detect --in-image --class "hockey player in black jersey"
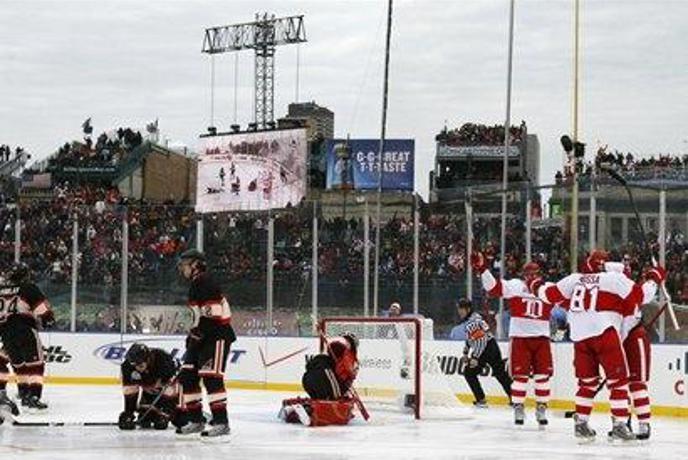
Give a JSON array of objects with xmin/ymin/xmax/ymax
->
[
  {"xmin": 175, "ymin": 249, "xmax": 236, "ymax": 439},
  {"xmin": 0, "ymin": 263, "xmax": 54, "ymax": 412},
  {"xmin": 457, "ymin": 299, "xmax": 512, "ymax": 407},
  {"xmin": 118, "ymin": 343, "xmax": 181, "ymax": 430}
]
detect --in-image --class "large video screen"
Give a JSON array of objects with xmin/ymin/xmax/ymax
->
[{"xmin": 195, "ymin": 128, "xmax": 307, "ymax": 212}]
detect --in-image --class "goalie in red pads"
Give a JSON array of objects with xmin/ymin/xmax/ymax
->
[{"xmin": 280, "ymin": 333, "xmax": 359, "ymax": 426}]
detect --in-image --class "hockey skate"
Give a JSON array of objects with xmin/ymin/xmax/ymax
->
[
  {"xmin": 574, "ymin": 415, "xmax": 596, "ymax": 443},
  {"xmin": 175, "ymin": 421, "xmax": 205, "ymax": 436},
  {"xmin": 472, "ymin": 399, "xmax": 488, "ymax": 409},
  {"xmin": 0, "ymin": 390, "xmax": 20, "ymax": 424},
  {"xmin": 636, "ymin": 422, "xmax": 651, "ymax": 441},
  {"xmin": 535, "ymin": 403, "xmax": 548, "ymax": 427},
  {"xmin": 513, "ymin": 403, "xmax": 525, "ymax": 425},
  {"xmin": 608, "ymin": 421, "xmax": 636, "ymax": 443},
  {"xmin": 21, "ymin": 395, "xmax": 48, "ymax": 413},
  {"xmin": 201, "ymin": 422, "xmax": 230, "ymax": 440}
]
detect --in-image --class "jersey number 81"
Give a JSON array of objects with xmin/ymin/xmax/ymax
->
[{"xmin": 569, "ymin": 284, "xmax": 599, "ymax": 312}]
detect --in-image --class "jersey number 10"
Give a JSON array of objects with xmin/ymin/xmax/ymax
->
[{"xmin": 524, "ymin": 300, "xmax": 544, "ymax": 318}]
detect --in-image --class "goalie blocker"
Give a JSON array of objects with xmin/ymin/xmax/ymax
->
[{"xmin": 279, "ymin": 333, "xmax": 359, "ymax": 427}]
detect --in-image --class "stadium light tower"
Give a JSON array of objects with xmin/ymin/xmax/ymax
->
[{"xmin": 202, "ymin": 13, "xmax": 307, "ymax": 129}]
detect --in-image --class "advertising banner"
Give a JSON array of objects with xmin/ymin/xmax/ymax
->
[
  {"xmin": 39, "ymin": 333, "xmax": 687, "ymax": 415},
  {"xmin": 196, "ymin": 128, "xmax": 307, "ymax": 212},
  {"xmin": 437, "ymin": 145, "xmax": 520, "ymax": 159},
  {"xmin": 325, "ymin": 139, "xmax": 414, "ymax": 191}
]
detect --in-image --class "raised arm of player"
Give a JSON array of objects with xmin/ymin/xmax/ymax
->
[{"xmin": 471, "ymin": 251, "xmax": 523, "ymax": 300}]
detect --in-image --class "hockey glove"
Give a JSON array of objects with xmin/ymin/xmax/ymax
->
[
  {"xmin": 39, "ymin": 310, "xmax": 56, "ymax": 330},
  {"xmin": 644, "ymin": 265, "xmax": 666, "ymax": 284},
  {"xmin": 468, "ymin": 357, "xmax": 479, "ymax": 369},
  {"xmin": 470, "ymin": 251, "xmax": 487, "ymax": 273},
  {"xmin": 527, "ymin": 277, "xmax": 544, "ymax": 295},
  {"xmin": 118, "ymin": 411, "xmax": 137, "ymax": 430},
  {"xmin": 552, "ymin": 329, "xmax": 566, "ymax": 342}
]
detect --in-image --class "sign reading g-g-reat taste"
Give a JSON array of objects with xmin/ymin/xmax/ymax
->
[{"xmin": 325, "ymin": 139, "xmax": 414, "ymax": 191}]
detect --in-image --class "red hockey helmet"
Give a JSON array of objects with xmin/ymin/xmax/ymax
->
[
  {"xmin": 522, "ymin": 261, "xmax": 541, "ymax": 283},
  {"xmin": 584, "ymin": 249, "xmax": 608, "ymax": 273}
]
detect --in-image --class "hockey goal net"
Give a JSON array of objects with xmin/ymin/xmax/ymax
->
[{"xmin": 319, "ymin": 316, "xmax": 470, "ymax": 420}]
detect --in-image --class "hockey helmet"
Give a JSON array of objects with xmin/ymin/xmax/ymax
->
[
  {"xmin": 177, "ymin": 248, "xmax": 206, "ymax": 271},
  {"xmin": 584, "ymin": 249, "xmax": 608, "ymax": 273},
  {"xmin": 8, "ymin": 262, "xmax": 31, "ymax": 285},
  {"xmin": 341, "ymin": 332, "xmax": 359, "ymax": 351},
  {"xmin": 522, "ymin": 261, "xmax": 541, "ymax": 282},
  {"xmin": 125, "ymin": 343, "xmax": 150, "ymax": 366}
]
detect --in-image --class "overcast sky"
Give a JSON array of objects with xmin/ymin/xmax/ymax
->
[{"xmin": 1, "ymin": 0, "xmax": 687, "ymax": 198}]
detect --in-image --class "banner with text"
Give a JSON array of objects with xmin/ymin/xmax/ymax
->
[{"xmin": 325, "ymin": 139, "xmax": 414, "ymax": 191}]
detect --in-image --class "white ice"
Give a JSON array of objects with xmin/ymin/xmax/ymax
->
[{"xmin": 1, "ymin": 385, "xmax": 687, "ymax": 460}]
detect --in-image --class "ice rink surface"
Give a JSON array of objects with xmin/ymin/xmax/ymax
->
[{"xmin": 1, "ymin": 385, "xmax": 687, "ymax": 460}]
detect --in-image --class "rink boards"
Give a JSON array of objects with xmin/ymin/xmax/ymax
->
[{"xmin": 36, "ymin": 332, "xmax": 688, "ymax": 417}]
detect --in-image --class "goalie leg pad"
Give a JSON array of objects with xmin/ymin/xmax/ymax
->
[{"xmin": 309, "ymin": 399, "xmax": 355, "ymax": 427}]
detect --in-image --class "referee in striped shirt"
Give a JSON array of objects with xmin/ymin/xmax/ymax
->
[{"xmin": 457, "ymin": 299, "xmax": 512, "ymax": 407}]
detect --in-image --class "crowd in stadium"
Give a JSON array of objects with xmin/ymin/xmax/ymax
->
[
  {"xmin": 555, "ymin": 147, "xmax": 688, "ymax": 183},
  {"xmin": 0, "ymin": 144, "xmax": 25, "ymax": 163},
  {"xmin": 436, "ymin": 121, "xmax": 527, "ymax": 146},
  {"xmin": 46, "ymin": 127, "xmax": 144, "ymax": 170},
  {"xmin": 1, "ymin": 180, "xmax": 686, "ymax": 307},
  {"xmin": 1, "ymin": 124, "xmax": 687, "ymax": 336}
]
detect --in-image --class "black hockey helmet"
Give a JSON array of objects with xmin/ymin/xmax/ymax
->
[
  {"xmin": 125, "ymin": 343, "xmax": 150, "ymax": 366},
  {"xmin": 177, "ymin": 248, "xmax": 207, "ymax": 272},
  {"xmin": 8, "ymin": 262, "xmax": 31, "ymax": 285},
  {"xmin": 341, "ymin": 331, "xmax": 359, "ymax": 351}
]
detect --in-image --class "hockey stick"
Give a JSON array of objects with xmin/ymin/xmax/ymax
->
[
  {"xmin": 12, "ymin": 421, "xmax": 117, "ymax": 427},
  {"xmin": 646, "ymin": 300, "xmax": 670, "ymax": 331},
  {"xmin": 601, "ymin": 166, "xmax": 680, "ymax": 331},
  {"xmin": 135, "ymin": 364, "xmax": 184, "ymax": 425},
  {"xmin": 317, "ymin": 330, "xmax": 370, "ymax": 421}
]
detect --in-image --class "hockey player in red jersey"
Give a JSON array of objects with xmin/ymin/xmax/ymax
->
[
  {"xmin": 279, "ymin": 332, "xmax": 359, "ymax": 427},
  {"xmin": 536, "ymin": 250, "xmax": 662, "ymax": 442},
  {"xmin": 471, "ymin": 252, "xmax": 554, "ymax": 426},
  {"xmin": 606, "ymin": 261, "xmax": 663, "ymax": 440}
]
